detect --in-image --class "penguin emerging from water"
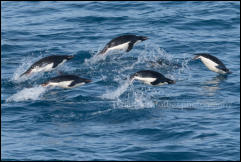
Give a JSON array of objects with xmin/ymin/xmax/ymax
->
[
  {"xmin": 130, "ymin": 70, "xmax": 175, "ymax": 86},
  {"xmin": 98, "ymin": 34, "xmax": 148, "ymax": 55},
  {"xmin": 193, "ymin": 53, "xmax": 231, "ymax": 74},
  {"xmin": 20, "ymin": 55, "xmax": 74, "ymax": 77},
  {"xmin": 41, "ymin": 75, "xmax": 91, "ymax": 88}
]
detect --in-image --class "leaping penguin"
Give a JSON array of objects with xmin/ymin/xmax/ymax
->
[
  {"xmin": 41, "ymin": 75, "xmax": 91, "ymax": 88},
  {"xmin": 98, "ymin": 34, "xmax": 148, "ymax": 55},
  {"xmin": 130, "ymin": 70, "xmax": 175, "ymax": 86},
  {"xmin": 20, "ymin": 55, "xmax": 74, "ymax": 77},
  {"xmin": 193, "ymin": 53, "xmax": 231, "ymax": 74}
]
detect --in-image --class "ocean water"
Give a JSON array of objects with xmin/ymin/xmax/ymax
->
[{"xmin": 1, "ymin": 1, "xmax": 240, "ymax": 161}]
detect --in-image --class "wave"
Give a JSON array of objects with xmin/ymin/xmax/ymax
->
[{"xmin": 6, "ymin": 85, "xmax": 48, "ymax": 102}]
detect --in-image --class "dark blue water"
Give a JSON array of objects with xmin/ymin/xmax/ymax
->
[{"xmin": 1, "ymin": 1, "xmax": 240, "ymax": 161}]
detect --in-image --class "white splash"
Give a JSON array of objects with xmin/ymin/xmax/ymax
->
[
  {"xmin": 84, "ymin": 53, "xmax": 107, "ymax": 65},
  {"xmin": 131, "ymin": 90, "xmax": 155, "ymax": 108},
  {"xmin": 101, "ymin": 80, "xmax": 131, "ymax": 100},
  {"xmin": 84, "ymin": 47, "xmax": 126, "ymax": 65},
  {"xmin": 113, "ymin": 88, "xmax": 155, "ymax": 109},
  {"xmin": 6, "ymin": 85, "xmax": 47, "ymax": 102}
]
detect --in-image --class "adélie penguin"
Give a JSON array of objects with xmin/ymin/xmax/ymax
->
[
  {"xmin": 41, "ymin": 75, "xmax": 91, "ymax": 88},
  {"xmin": 20, "ymin": 55, "xmax": 74, "ymax": 77},
  {"xmin": 98, "ymin": 34, "xmax": 148, "ymax": 55},
  {"xmin": 193, "ymin": 53, "xmax": 231, "ymax": 74},
  {"xmin": 130, "ymin": 70, "xmax": 175, "ymax": 86}
]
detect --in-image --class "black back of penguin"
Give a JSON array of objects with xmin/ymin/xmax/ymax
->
[
  {"xmin": 98, "ymin": 34, "xmax": 148, "ymax": 55},
  {"xmin": 132, "ymin": 70, "xmax": 166, "ymax": 79},
  {"xmin": 194, "ymin": 53, "xmax": 231, "ymax": 73},
  {"xmin": 130, "ymin": 70, "xmax": 175, "ymax": 85},
  {"xmin": 32, "ymin": 55, "xmax": 74, "ymax": 68},
  {"xmin": 48, "ymin": 75, "xmax": 91, "ymax": 83},
  {"xmin": 107, "ymin": 35, "xmax": 147, "ymax": 47},
  {"xmin": 194, "ymin": 53, "xmax": 226, "ymax": 67},
  {"xmin": 20, "ymin": 55, "xmax": 74, "ymax": 77}
]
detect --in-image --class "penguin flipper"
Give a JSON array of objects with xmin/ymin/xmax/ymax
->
[
  {"xmin": 69, "ymin": 80, "xmax": 77, "ymax": 87},
  {"xmin": 126, "ymin": 42, "xmax": 134, "ymax": 52},
  {"xmin": 151, "ymin": 78, "xmax": 161, "ymax": 85},
  {"xmin": 52, "ymin": 61, "xmax": 62, "ymax": 68},
  {"xmin": 216, "ymin": 65, "xmax": 228, "ymax": 72},
  {"xmin": 69, "ymin": 80, "xmax": 86, "ymax": 87}
]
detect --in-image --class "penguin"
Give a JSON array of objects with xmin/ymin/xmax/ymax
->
[
  {"xmin": 41, "ymin": 75, "xmax": 91, "ymax": 88},
  {"xmin": 20, "ymin": 55, "xmax": 74, "ymax": 77},
  {"xmin": 130, "ymin": 70, "xmax": 175, "ymax": 86},
  {"xmin": 193, "ymin": 53, "xmax": 231, "ymax": 74},
  {"xmin": 98, "ymin": 34, "xmax": 148, "ymax": 55}
]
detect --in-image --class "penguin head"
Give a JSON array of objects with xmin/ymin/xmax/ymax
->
[
  {"xmin": 138, "ymin": 36, "xmax": 148, "ymax": 41},
  {"xmin": 66, "ymin": 55, "xmax": 74, "ymax": 60},
  {"xmin": 84, "ymin": 79, "xmax": 92, "ymax": 83},
  {"xmin": 166, "ymin": 78, "xmax": 176, "ymax": 84},
  {"xmin": 41, "ymin": 82, "xmax": 49, "ymax": 87}
]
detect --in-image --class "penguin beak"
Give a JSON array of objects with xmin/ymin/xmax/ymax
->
[
  {"xmin": 68, "ymin": 55, "xmax": 74, "ymax": 59},
  {"xmin": 142, "ymin": 36, "xmax": 148, "ymax": 41},
  {"xmin": 192, "ymin": 55, "xmax": 200, "ymax": 60},
  {"xmin": 168, "ymin": 80, "xmax": 176, "ymax": 84},
  {"xmin": 41, "ymin": 83, "xmax": 48, "ymax": 87},
  {"xmin": 86, "ymin": 79, "xmax": 92, "ymax": 83}
]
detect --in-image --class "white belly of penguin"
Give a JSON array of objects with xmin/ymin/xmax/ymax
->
[
  {"xmin": 156, "ymin": 82, "xmax": 168, "ymax": 86},
  {"xmin": 32, "ymin": 63, "xmax": 54, "ymax": 73},
  {"xmin": 107, "ymin": 42, "xmax": 130, "ymax": 53},
  {"xmin": 200, "ymin": 57, "xmax": 220, "ymax": 73},
  {"xmin": 70, "ymin": 82, "xmax": 85, "ymax": 88},
  {"xmin": 48, "ymin": 80, "xmax": 73, "ymax": 88},
  {"xmin": 135, "ymin": 76, "xmax": 157, "ymax": 85}
]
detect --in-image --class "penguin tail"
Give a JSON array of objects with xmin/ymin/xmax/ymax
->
[
  {"xmin": 226, "ymin": 69, "xmax": 232, "ymax": 74},
  {"xmin": 97, "ymin": 46, "xmax": 108, "ymax": 55},
  {"xmin": 19, "ymin": 69, "xmax": 31, "ymax": 77},
  {"xmin": 129, "ymin": 74, "xmax": 137, "ymax": 82}
]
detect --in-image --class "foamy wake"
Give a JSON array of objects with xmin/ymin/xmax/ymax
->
[{"xmin": 6, "ymin": 85, "xmax": 47, "ymax": 102}]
